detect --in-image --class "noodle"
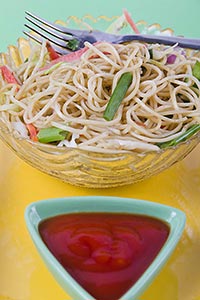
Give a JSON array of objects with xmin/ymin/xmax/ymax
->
[{"xmin": 0, "ymin": 40, "xmax": 200, "ymax": 153}]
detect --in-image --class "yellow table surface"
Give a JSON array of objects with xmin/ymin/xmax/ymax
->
[
  {"xmin": 0, "ymin": 0, "xmax": 200, "ymax": 298},
  {"xmin": 0, "ymin": 139, "xmax": 200, "ymax": 300}
]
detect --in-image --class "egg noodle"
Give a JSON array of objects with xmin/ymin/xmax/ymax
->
[{"xmin": 0, "ymin": 40, "xmax": 200, "ymax": 153}]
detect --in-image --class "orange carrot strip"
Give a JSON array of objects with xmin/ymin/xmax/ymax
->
[{"xmin": 26, "ymin": 124, "xmax": 38, "ymax": 142}]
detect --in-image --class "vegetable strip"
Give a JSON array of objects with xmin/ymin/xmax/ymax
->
[
  {"xmin": 37, "ymin": 127, "xmax": 68, "ymax": 143},
  {"xmin": 157, "ymin": 124, "xmax": 200, "ymax": 149},
  {"xmin": 0, "ymin": 66, "xmax": 20, "ymax": 85},
  {"xmin": 192, "ymin": 61, "xmax": 200, "ymax": 80},
  {"xmin": 46, "ymin": 42, "xmax": 60, "ymax": 60},
  {"xmin": 103, "ymin": 72, "xmax": 133, "ymax": 121},
  {"xmin": 123, "ymin": 9, "xmax": 140, "ymax": 34},
  {"xmin": 26, "ymin": 124, "xmax": 38, "ymax": 142}
]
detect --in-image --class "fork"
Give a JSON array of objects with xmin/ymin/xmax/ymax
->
[{"xmin": 24, "ymin": 11, "xmax": 200, "ymax": 55}]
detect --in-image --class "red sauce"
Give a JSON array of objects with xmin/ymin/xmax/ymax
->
[{"xmin": 39, "ymin": 213, "xmax": 169, "ymax": 300}]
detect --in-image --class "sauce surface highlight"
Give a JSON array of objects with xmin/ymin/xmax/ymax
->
[{"xmin": 39, "ymin": 213, "xmax": 170, "ymax": 300}]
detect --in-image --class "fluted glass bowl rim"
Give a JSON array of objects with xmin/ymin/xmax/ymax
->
[{"xmin": 0, "ymin": 15, "xmax": 199, "ymax": 187}]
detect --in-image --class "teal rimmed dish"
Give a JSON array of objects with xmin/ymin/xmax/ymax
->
[{"xmin": 25, "ymin": 196, "xmax": 186, "ymax": 300}]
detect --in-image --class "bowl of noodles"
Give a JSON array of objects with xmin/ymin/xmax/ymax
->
[{"xmin": 0, "ymin": 13, "xmax": 200, "ymax": 188}]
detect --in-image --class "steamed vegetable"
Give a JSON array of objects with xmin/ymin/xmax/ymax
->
[
  {"xmin": 157, "ymin": 124, "xmax": 200, "ymax": 149},
  {"xmin": 123, "ymin": 9, "xmax": 140, "ymax": 34},
  {"xmin": 192, "ymin": 61, "xmax": 200, "ymax": 80},
  {"xmin": 167, "ymin": 54, "xmax": 177, "ymax": 64},
  {"xmin": 46, "ymin": 42, "xmax": 60, "ymax": 60},
  {"xmin": 103, "ymin": 72, "xmax": 133, "ymax": 121},
  {"xmin": 26, "ymin": 124, "xmax": 38, "ymax": 142},
  {"xmin": 41, "ymin": 46, "xmax": 89, "ymax": 71},
  {"xmin": 0, "ymin": 66, "xmax": 20, "ymax": 84},
  {"xmin": 37, "ymin": 127, "xmax": 68, "ymax": 143},
  {"xmin": 66, "ymin": 39, "xmax": 79, "ymax": 51}
]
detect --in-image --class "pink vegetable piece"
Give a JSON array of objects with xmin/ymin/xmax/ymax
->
[
  {"xmin": 0, "ymin": 65, "xmax": 20, "ymax": 84},
  {"xmin": 41, "ymin": 46, "xmax": 89, "ymax": 71},
  {"xmin": 167, "ymin": 54, "xmax": 177, "ymax": 64},
  {"xmin": 123, "ymin": 9, "xmax": 140, "ymax": 34}
]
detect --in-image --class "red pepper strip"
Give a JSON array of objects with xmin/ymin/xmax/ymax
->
[
  {"xmin": 26, "ymin": 124, "xmax": 38, "ymax": 142},
  {"xmin": 123, "ymin": 9, "xmax": 140, "ymax": 34},
  {"xmin": 46, "ymin": 42, "xmax": 60, "ymax": 60},
  {"xmin": 53, "ymin": 47, "xmax": 88, "ymax": 62},
  {"xmin": 41, "ymin": 46, "xmax": 89, "ymax": 71},
  {"xmin": 0, "ymin": 65, "xmax": 20, "ymax": 85}
]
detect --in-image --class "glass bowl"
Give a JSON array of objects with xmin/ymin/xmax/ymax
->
[
  {"xmin": 0, "ymin": 15, "xmax": 199, "ymax": 188},
  {"xmin": 25, "ymin": 196, "xmax": 186, "ymax": 300}
]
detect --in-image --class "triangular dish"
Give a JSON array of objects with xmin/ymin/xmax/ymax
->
[{"xmin": 25, "ymin": 196, "xmax": 185, "ymax": 300}]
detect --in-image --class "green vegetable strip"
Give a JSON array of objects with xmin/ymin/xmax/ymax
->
[
  {"xmin": 192, "ymin": 61, "xmax": 200, "ymax": 80},
  {"xmin": 37, "ymin": 127, "xmax": 68, "ymax": 143},
  {"xmin": 103, "ymin": 72, "xmax": 133, "ymax": 121},
  {"xmin": 157, "ymin": 124, "xmax": 200, "ymax": 149},
  {"xmin": 66, "ymin": 39, "xmax": 79, "ymax": 51},
  {"xmin": 44, "ymin": 62, "xmax": 63, "ymax": 75}
]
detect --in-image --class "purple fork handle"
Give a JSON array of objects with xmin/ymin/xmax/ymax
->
[{"xmin": 89, "ymin": 30, "xmax": 200, "ymax": 50}]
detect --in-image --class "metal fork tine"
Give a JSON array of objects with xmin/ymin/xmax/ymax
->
[
  {"xmin": 24, "ymin": 22, "xmax": 70, "ymax": 48},
  {"xmin": 25, "ymin": 15, "xmax": 73, "ymax": 42},
  {"xmin": 25, "ymin": 11, "xmax": 200, "ymax": 55},
  {"xmin": 25, "ymin": 11, "xmax": 72, "ymax": 34},
  {"xmin": 25, "ymin": 11, "xmax": 84, "ymax": 36},
  {"xmin": 23, "ymin": 29, "xmax": 71, "ymax": 55},
  {"xmin": 23, "ymin": 30, "xmax": 42, "ymax": 45}
]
